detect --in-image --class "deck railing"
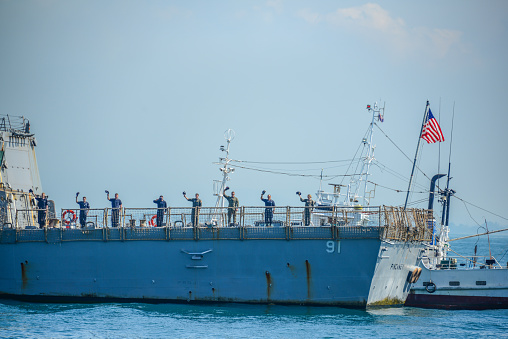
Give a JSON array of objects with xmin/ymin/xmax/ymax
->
[
  {"xmin": 0, "ymin": 114, "xmax": 29, "ymax": 133},
  {"xmin": 422, "ymin": 255, "xmax": 506, "ymax": 270},
  {"xmin": 3, "ymin": 205, "xmax": 433, "ymax": 242}
]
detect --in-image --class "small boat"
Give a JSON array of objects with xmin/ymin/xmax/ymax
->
[{"xmin": 405, "ymin": 175, "xmax": 508, "ymax": 309}]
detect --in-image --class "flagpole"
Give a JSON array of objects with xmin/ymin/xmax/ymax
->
[{"xmin": 404, "ymin": 100, "xmax": 430, "ymax": 209}]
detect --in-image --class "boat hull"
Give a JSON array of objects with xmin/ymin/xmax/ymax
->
[
  {"xmin": 406, "ymin": 264, "xmax": 508, "ymax": 309},
  {"xmin": 0, "ymin": 227, "xmax": 422, "ymax": 308}
]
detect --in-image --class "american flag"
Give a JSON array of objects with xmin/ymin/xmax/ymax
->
[{"xmin": 421, "ymin": 108, "xmax": 445, "ymax": 143}]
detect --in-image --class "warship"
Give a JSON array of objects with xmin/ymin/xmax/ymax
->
[{"xmin": 0, "ymin": 107, "xmax": 431, "ymax": 308}]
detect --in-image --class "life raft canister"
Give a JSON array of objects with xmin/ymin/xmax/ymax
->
[{"xmin": 62, "ymin": 210, "xmax": 77, "ymax": 225}]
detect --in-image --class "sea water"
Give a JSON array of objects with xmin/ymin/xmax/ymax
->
[{"xmin": 1, "ymin": 234, "xmax": 507, "ymax": 338}]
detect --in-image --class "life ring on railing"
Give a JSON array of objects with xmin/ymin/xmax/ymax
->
[
  {"xmin": 149, "ymin": 215, "xmax": 157, "ymax": 227},
  {"xmin": 62, "ymin": 210, "xmax": 77, "ymax": 225},
  {"xmin": 425, "ymin": 281, "xmax": 436, "ymax": 293}
]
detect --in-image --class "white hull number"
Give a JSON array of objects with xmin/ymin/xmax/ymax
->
[{"xmin": 326, "ymin": 241, "xmax": 341, "ymax": 254}]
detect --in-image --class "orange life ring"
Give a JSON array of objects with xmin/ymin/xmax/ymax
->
[
  {"xmin": 62, "ymin": 210, "xmax": 77, "ymax": 225},
  {"xmin": 149, "ymin": 215, "xmax": 158, "ymax": 227}
]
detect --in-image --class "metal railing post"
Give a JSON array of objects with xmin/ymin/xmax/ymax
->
[
  {"xmin": 285, "ymin": 206, "xmax": 290, "ymax": 241},
  {"xmin": 332, "ymin": 205, "xmax": 336, "ymax": 227}
]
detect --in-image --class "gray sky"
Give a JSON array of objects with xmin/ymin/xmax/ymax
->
[{"xmin": 1, "ymin": 1, "xmax": 507, "ymax": 231}]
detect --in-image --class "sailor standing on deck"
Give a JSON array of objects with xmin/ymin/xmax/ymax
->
[
  {"xmin": 106, "ymin": 191, "xmax": 122, "ymax": 227},
  {"xmin": 75, "ymin": 192, "xmax": 90, "ymax": 228},
  {"xmin": 297, "ymin": 192, "xmax": 314, "ymax": 226},
  {"xmin": 183, "ymin": 192, "xmax": 202, "ymax": 226},
  {"xmin": 30, "ymin": 189, "xmax": 48, "ymax": 228},
  {"xmin": 153, "ymin": 195, "xmax": 167, "ymax": 227},
  {"xmin": 260, "ymin": 190, "xmax": 275, "ymax": 226},
  {"xmin": 223, "ymin": 187, "xmax": 239, "ymax": 226}
]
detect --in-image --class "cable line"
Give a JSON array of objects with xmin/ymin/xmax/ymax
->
[
  {"xmin": 454, "ymin": 195, "xmax": 508, "ymax": 222},
  {"xmin": 374, "ymin": 123, "xmax": 432, "ymax": 182},
  {"xmin": 367, "ymin": 181, "xmax": 427, "ymax": 194},
  {"xmin": 230, "ymin": 159, "xmax": 355, "ymax": 165},
  {"xmin": 232, "ymin": 164, "xmax": 362, "ymax": 179}
]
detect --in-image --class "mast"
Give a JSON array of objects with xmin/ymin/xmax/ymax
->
[
  {"xmin": 436, "ymin": 103, "xmax": 454, "ymax": 259},
  {"xmin": 348, "ymin": 103, "xmax": 383, "ymax": 207},
  {"xmin": 214, "ymin": 129, "xmax": 235, "ymax": 209},
  {"xmin": 404, "ymin": 101, "xmax": 430, "ymax": 209},
  {"xmin": 441, "ymin": 102, "xmax": 455, "ymax": 227}
]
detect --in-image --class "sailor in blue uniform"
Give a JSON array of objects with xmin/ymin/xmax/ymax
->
[
  {"xmin": 106, "ymin": 191, "xmax": 122, "ymax": 227},
  {"xmin": 75, "ymin": 192, "xmax": 90, "ymax": 228},
  {"xmin": 153, "ymin": 195, "xmax": 167, "ymax": 227},
  {"xmin": 260, "ymin": 190, "xmax": 275, "ymax": 226},
  {"xmin": 31, "ymin": 190, "xmax": 48, "ymax": 228},
  {"xmin": 183, "ymin": 192, "xmax": 202, "ymax": 226}
]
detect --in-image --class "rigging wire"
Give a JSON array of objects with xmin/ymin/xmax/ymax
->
[
  {"xmin": 227, "ymin": 158, "xmax": 362, "ymax": 174},
  {"xmin": 228, "ymin": 116, "xmax": 458, "ymax": 205},
  {"xmin": 231, "ymin": 164, "xmax": 362, "ymax": 179},
  {"xmin": 459, "ymin": 196, "xmax": 485, "ymax": 229},
  {"xmin": 496, "ymin": 246, "xmax": 508, "ymax": 263},
  {"xmin": 455, "ymin": 195, "xmax": 508, "ymax": 222},
  {"xmin": 404, "ymin": 197, "xmax": 430, "ymax": 207},
  {"xmin": 339, "ymin": 126, "xmax": 369, "ymax": 187},
  {"xmin": 408, "ymin": 141, "xmax": 425, "ymax": 203},
  {"xmin": 366, "ymin": 180, "xmax": 427, "ymax": 194},
  {"xmin": 229, "ymin": 159, "xmax": 355, "ymax": 165},
  {"xmin": 374, "ymin": 123, "xmax": 432, "ymax": 182},
  {"xmin": 372, "ymin": 161, "xmax": 428, "ymax": 191},
  {"xmin": 228, "ymin": 161, "xmax": 361, "ymax": 173}
]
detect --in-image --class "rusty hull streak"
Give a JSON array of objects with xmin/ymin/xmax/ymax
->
[
  {"xmin": 286, "ymin": 262, "xmax": 297, "ymax": 277},
  {"xmin": 20, "ymin": 261, "xmax": 28, "ymax": 289},
  {"xmin": 265, "ymin": 271, "xmax": 272, "ymax": 300},
  {"xmin": 305, "ymin": 260, "xmax": 312, "ymax": 300}
]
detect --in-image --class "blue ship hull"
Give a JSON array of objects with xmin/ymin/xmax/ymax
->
[{"xmin": 0, "ymin": 227, "xmax": 384, "ymax": 308}]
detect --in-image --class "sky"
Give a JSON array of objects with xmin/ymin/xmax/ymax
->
[{"xmin": 1, "ymin": 0, "xmax": 507, "ymax": 233}]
